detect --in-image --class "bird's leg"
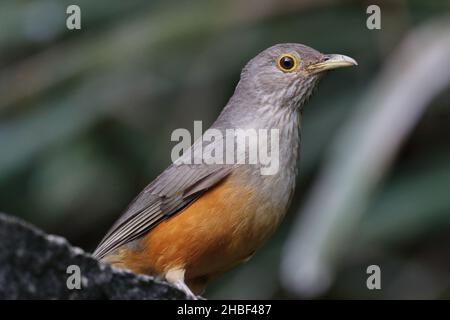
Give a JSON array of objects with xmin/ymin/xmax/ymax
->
[{"xmin": 165, "ymin": 268, "xmax": 198, "ymax": 300}]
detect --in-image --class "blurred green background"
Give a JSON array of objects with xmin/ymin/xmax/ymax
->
[{"xmin": 1, "ymin": 0, "xmax": 450, "ymax": 299}]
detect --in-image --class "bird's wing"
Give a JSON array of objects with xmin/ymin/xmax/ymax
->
[{"xmin": 93, "ymin": 163, "xmax": 233, "ymax": 259}]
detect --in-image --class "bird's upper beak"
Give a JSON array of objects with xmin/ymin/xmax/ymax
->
[{"xmin": 307, "ymin": 54, "xmax": 357, "ymax": 74}]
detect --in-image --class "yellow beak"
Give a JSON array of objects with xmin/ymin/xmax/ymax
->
[{"xmin": 307, "ymin": 54, "xmax": 358, "ymax": 74}]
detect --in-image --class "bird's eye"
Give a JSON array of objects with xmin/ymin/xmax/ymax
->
[{"xmin": 277, "ymin": 54, "xmax": 298, "ymax": 72}]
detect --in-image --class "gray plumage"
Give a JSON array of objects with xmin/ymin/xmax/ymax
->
[{"xmin": 93, "ymin": 43, "xmax": 355, "ymax": 265}]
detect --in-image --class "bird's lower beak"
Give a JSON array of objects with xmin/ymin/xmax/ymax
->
[{"xmin": 307, "ymin": 54, "xmax": 358, "ymax": 74}]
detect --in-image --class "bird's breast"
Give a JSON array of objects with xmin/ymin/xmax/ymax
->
[{"xmin": 109, "ymin": 114, "xmax": 301, "ymax": 282}]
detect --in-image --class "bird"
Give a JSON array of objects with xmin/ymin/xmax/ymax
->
[{"xmin": 93, "ymin": 43, "xmax": 357, "ymax": 299}]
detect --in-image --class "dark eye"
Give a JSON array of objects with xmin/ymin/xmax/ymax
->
[{"xmin": 277, "ymin": 54, "xmax": 298, "ymax": 72}]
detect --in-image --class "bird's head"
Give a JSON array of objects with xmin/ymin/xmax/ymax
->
[{"xmin": 235, "ymin": 43, "xmax": 357, "ymax": 111}]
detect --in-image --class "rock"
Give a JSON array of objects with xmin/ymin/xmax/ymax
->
[{"xmin": 0, "ymin": 212, "xmax": 188, "ymax": 299}]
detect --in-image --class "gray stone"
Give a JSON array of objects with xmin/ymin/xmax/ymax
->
[{"xmin": 0, "ymin": 212, "xmax": 189, "ymax": 299}]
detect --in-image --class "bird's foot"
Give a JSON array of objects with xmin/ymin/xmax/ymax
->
[
  {"xmin": 165, "ymin": 268, "xmax": 198, "ymax": 300},
  {"xmin": 173, "ymin": 280, "xmax": 198, "ymax": 300}
]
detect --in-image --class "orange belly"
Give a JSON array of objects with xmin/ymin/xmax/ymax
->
[{"xmin": 109, "ymin": 173, "xmax": 283, "ymax": 289}]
